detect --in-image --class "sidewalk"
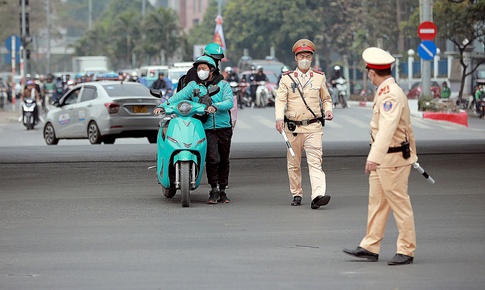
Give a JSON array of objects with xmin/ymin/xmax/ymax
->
[{"xmin": 0, "ymin": 110, "xmax": 20, "ymax": 124}]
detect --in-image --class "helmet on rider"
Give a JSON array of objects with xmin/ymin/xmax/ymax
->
[
  {"xmin": 193, "ymin": 55, "xmax": 217, "ymax": 71},
  {"xmin": 257, "ymin": 65, "xmax": 263, "ymax": 72},
  {"xmin": 225, "ymin": 66, "xmax": 232, "ymax": 73},
  {"xmin": 203, "ymin": 42, "xmax": 224, "ymax": 60},
  {"xmin": 334, "ymin": 65, "xmax": 341, "ymax": 71}
]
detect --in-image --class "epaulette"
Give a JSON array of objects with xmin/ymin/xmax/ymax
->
[
  {"xmin": 282, "ymin": 70, "xmax": 293, "ymax": 76},
  {"xmin": 378, "ymin": 85, "xmax": 390, "ymax": 95},
  {"xmin": 312, "ymin": 70, "xmax": 325, "ymax": 76}
]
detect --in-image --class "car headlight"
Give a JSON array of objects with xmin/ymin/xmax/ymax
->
[{"xmin": 177, "ymin": 101, "xmax": 193, "ymax": 116}]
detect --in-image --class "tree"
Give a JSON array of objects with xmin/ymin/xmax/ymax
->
[{"xmin": 434, "ymin": 0, "xmax": 485, "ymax": 99}]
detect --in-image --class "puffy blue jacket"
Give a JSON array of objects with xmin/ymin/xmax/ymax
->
[{"xmin": 165, "ymin": 79, "xmax": 233, "ymax": 130}]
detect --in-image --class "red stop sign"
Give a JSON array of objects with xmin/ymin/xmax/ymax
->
[{"xmin": 418, "ymin": 21, "xmax": 438, "ymax": 40}]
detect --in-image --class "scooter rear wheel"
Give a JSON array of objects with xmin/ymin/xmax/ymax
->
[{"xmin": 180, "ymin": 161, "xmax": 191, "ymax": 207}]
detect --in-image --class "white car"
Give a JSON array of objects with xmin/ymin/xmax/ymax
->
[{"xmin": 43, "ymin": 81, "xmax": 161, "ymax": 145}]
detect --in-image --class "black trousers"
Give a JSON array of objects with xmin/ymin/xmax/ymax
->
[{"xmin": 205, "ymin": 127, "xmax": 233, "ymax": 189}]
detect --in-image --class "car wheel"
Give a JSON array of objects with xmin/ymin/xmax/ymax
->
[
  {"xmin": 147, "ymin": 135, "xmax": 157, "ymax": 144},
  {"xmin": 103, "ymin": 136, "xmax": 115, "ymax": 144},
  {"xmin": 44, "ymin": 122, "xmax": 59, "ymax": 145},
  {"xmin": 88, "ymin": 121, "xmax": 102, "ymax": 144}
]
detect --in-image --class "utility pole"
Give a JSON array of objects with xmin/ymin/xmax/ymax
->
[
  {"xmin": 88, "ymin": 0, "xmax": 92, "ymax": 30},
  {"xmin": 47, "ymin": 0, "xmax": 51, "ymax": 73},
  {"xmin": 420, "ymin": 0, "xmax": 432, "ymax": 98}
]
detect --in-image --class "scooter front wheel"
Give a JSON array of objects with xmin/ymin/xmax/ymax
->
[{"xmin": 180, "ymin": 161, "xmax": 191, "ymax": 207}]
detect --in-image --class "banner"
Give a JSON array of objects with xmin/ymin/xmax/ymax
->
[{"xmin": 213, "ymin": 15, "xmax": 226, "ymax": 54}]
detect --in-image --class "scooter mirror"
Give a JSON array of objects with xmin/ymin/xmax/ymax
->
[
  {"xmin": 150, "ymin": 89, "xmax": 161, "ymax": 98},
  {"xmin": 208, "ymin": 85, "xmax": 220, "ymax": 96}
]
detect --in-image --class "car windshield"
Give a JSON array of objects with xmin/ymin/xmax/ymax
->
[
  {"xmin": 477, "ymin": 70, "xmax": 485, "ymax": 78},
  {"xmin": 102, "ymin": 84, "xmax": 149, "ymax": 97}
]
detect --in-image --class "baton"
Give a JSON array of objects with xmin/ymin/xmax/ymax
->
[
  {"xmin": 412, "ymin": 162, "xmax": 435, "ymax": 184},
  {"xmin": 280, "ymin": 131, "xmax": 295, "ymax": 157}
]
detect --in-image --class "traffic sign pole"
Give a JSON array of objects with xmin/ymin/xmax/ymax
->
[
  {"xmin": 419, "ymin": 0, "xmax": 433, "ymax": 99},
  {"xmin": 11, "ymin": 36, "xmax": 16, "ymax": 111}
]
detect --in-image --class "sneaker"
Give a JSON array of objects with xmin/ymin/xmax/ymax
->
[
  {"xmin": 218, "ymin": 192, "xmax": 230, "ymax": 203},
  {"xmin": 207, "ymin": 189, "xmax": 220, "ymax": 204}
]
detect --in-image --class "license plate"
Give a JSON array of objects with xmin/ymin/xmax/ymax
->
[{"xmin": 133, "ymin": 105, "xmax": 147, "ymax": 113}]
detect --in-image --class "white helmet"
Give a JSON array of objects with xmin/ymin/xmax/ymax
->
[
  {"xmin": 334, "ymin": 65, "xmax": 341, "ymax": 71},
  {"xmin": 225, "ymin": 66, "xmax": 232, "ymax": 73}
]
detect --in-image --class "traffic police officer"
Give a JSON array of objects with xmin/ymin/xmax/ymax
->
[
  {"xmin": 275, "ymin": 39, "xmax": 334, "ymax": 209},
  {"xmin": 343, "ymin": 47, "xmax": 418, "ymax": 265}
]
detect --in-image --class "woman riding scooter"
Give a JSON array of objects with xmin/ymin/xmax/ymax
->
[{"xmin": 154, "ymin": 56, "xmax": 234, "ymax": 204}]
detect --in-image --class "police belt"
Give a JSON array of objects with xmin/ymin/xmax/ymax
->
[
  {"xmin": 369, "ymin": 144, "xmax": 405, "ymax": 153},
  {"xmin": 285, "ymin": 117, "xmax": 323, "ymax": 126}
]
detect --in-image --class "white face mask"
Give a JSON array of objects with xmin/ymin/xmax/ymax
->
[
  {"xmin": 197, "ymin": 70, "xmax": 210, "ymax": 80},
  {"xmin": 297, "ymin": 59, "xmax": 311, "ymax": 70}
]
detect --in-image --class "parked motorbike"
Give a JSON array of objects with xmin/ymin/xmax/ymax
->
[
  {"xmin": 149, "ymin": 86, "xmax": 219, "ymax": 207},
  {"xmin": 255, "ymin": 81, "xmax": 269, "ymax": 108},
  {"xmin": 335, "ymin": 77, "xmax": 348, "ymax": 108},
  {"xmin": 22, "ymin": 98, "xmax": 37, "ymax": 130}
]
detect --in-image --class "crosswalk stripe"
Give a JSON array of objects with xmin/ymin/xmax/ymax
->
[
  {"xmin": 342, "ymin": 115, "xmax": 369, "ymax": 128},
  {"xmin": 325, "ymin": 121, "xmax": 343, "ymax": 128},
  {"xmin": 411, "ymin": 117, "xmax": 433, "ymax": 129},
  {"xmin": 235, "ymin": 120, "xmax": 251, "ymax": 129},
  {"xmin": 254, "ymin": 116, "xmax": 275, "ymax": 128}
]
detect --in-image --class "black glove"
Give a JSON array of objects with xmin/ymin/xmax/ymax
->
[{"xmin": 199, "ymin": 95, "xmax": 212, "ymax": 108}]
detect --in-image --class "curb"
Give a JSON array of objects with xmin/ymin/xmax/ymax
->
[
  {"xmin": 423, "ymin": 110, "xmax": 468, "ymax": 127},
  {"xmin": 349, "ymin": 100, "xmax": 468, "ymax": 127}
]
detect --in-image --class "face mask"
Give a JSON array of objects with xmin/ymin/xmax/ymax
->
[
  {"xmin": 197, "ymin": 70, "xmax": 210, "ymax": 80},
  {"xmin": 297, "ymin": 59, "xmax": 311, "ymax": 70}
]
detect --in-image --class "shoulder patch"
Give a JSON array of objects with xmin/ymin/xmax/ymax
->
[
  {"xmin": 282, "ymin": 70, "xmax": 293, "ymax": 76},
  {"xmin": 383, "ymin": 100, "xmax": 393, "ymax": 111}
]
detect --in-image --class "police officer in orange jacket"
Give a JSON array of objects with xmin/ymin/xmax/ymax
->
[
  {"xmin": 343, "ymin": 47, "xmax": 418, "ymax": 266},
  {"xmin": 275, "ymin": 39, "xmax": 334, "ymax": 209}
]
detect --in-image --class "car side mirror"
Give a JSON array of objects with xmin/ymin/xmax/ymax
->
[{"xmin": 150, "ymin": 89, "xmax": 161, "ymax": 98}]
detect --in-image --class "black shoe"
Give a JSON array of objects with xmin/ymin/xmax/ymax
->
[
  {"xmin": 218, "ymin": 192, "xmax": 230, "ymax": 203},
  {"xmin": 207, "ymin": 189, "xmax": 220, "ymax": 204},
  {"xmin": 291, "ymin": 196, "xmax": 302, "ymax": 206},
  {"xmin": 311, "ymin": 195, "xmax": 331, "ymax": 209},
  {"xmin": 388, "ymin": 254, "xmax": 414, "ymax": 266},
  {"xmin": 343, "ymin": 246, "xmax": 379, "ymax": 262}
]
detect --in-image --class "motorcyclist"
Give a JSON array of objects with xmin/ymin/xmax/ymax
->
[
  {"xmin": 176, "ymin": 42, "xmax": 225, "ymax": 92},
  {"xmin": 330, "ymin": 65, "xmax": 346, "ymax": 106},
  {"xmin": 153, "ymin": 55, "xmax": 234, "ymax": 204},
  {"xmin": 43, "ymin": 74, "xmax": 56, "ymax": 105},
  {"xmin": 252, "ymin": 66, "xmax": 268, "ymax": 107},
  {"xmin": 128, "ymin": 71, "xmax": 139, "ymax": 83},
  {"xmin": 225, "ymin": 66, "xmax": 239, "ymax": 83},
  {"xmin": 277, "ymin": 65, "xmax": 289, "ymax": 88},
  {"xmin": 151, "ymin": 72, "xmax": 168, "ymax": 90},
  {"xmin": 20, "ymin": 80, "xmax": 41, "ymax": 124}
]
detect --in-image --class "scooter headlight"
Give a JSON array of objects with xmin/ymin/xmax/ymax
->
[{"xmin": 177, "ymin": 101, "xmax": 193, "ymax": 116}]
